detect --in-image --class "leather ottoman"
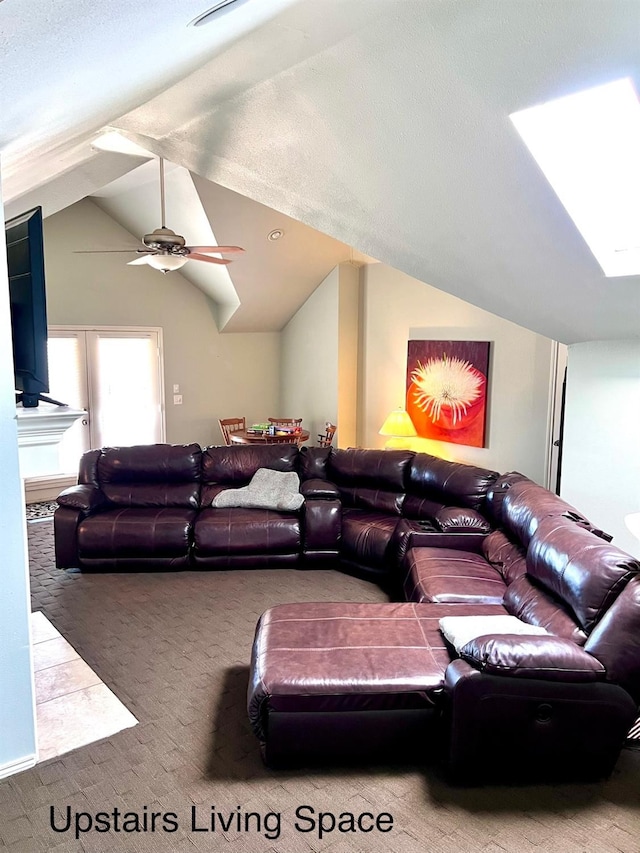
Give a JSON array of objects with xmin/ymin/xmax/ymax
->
[{"xmin": 247, "ymin": 601, "xmax": 504, "ymax": 766}]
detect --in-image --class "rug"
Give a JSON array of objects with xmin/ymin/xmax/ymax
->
[{"xmin": 25, "ymin": 501, "xmax": 58, "ymax": 522}]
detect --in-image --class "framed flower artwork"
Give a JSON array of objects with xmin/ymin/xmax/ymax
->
[{"xmin": 406, "ymin": 340, "xmax": 491, "ymax": 448}]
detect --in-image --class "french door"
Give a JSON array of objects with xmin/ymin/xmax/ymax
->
[{"xmin": 47, "ymin": 327, "xmax": 165, "ymax": 475}]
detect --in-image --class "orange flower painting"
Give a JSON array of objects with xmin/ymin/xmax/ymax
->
[{"xmin": 406, "ymin": 341, "xmax": 490, "ymax": 448}]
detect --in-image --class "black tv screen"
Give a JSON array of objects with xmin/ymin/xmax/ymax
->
[{"xmin": 5, "ymin": 206, "xmax": 49, "ymax": 407}]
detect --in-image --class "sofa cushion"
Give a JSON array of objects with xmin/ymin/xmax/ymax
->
[
  {"xmin": 404, "ymin": 547, "xmax": 507, "ymax": 605},
  {"xmin": 482, "ymin": 529, "xmax": 527, "ymax": 585},
  {"xmin": 98, "ymin": 443, "xmax": 202, "ymax": 483},
  {"xmin": 459, "ymin": 634, "xmax": 606, "ymax": 681},
  {"xmin": 340, "ymin": 509, "xmax": 401, "ymax": 568},
  {"xmin": 484, "ymin": 471, "xmax": 530, "ymax": 526},
  {"xmin": 503, "ymin": 575, "xmax": 587, "ymax": 645},
  {"xmin": 329, "ymin": 449, "xmax": 411, "ymax": 515},
  {"xmin": 77, "ymin": 507, "xmax": 196, "ymax": 557},
  {"xmin": 328, "ymin": 448, "xmax": 412, "ymax": 491},
  {"xmin": 405, "ymin": 454, "xmax": 499, "ymax": 517},
  {"xmin": 193, "ymin": 507, "xmax": 301, "ymax": 556},
  {"xmin": 527, "ymin": 518, "xmax": 640, "ymax": 633},
  {"xmin": 200, "ymin": 444, "xmax": 298, "ymax": 506},
  {"xmin": 337, "ymin": 486, "xmax": 405, "ymax": 516},
  {"xmin": 211, "ymin": 468, "xmax": 304, "ymax": 511},
  {"xmin": 98, "ymin": 444, "xmax": 202, "ymax": 508},
  {"xmin": 439, "ymin": 614, "xmax": 548, "ymax": 653},
  {"xmin": 297, "ymin": 446, "xmax": 331, "ymax": 480},
  {"xmin": 490, "ymin": 473, "xmax": 609, "ymax": 546}
]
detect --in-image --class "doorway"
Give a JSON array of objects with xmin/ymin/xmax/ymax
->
[
  {"xmin": 47, "ymin": 326, "xmax": 166, "ymax": 475},
  {"xmin": 546, "ymin": 341, "xmax": 568, "ymax": 495}
]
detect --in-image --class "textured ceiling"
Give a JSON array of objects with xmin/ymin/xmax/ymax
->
[{"xmin": 2, "ymin": 0, "xmax": 639, "ymax": 343}]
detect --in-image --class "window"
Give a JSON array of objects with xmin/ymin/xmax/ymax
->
[{"xmin": 510, "ymin": 78, "xmax": 640, "ymax": 277}]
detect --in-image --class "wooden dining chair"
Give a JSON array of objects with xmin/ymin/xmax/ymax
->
[
  {"xmin": 218, "ymin": 417, "xmax": 246, "ymax": 446},
  {"xmin": 318, "ymin": 422, "xmax": 337, "ymax": 448},
  {"xmin": 268, "ymin": 417, "xmax": 303, "ymax": 426}
]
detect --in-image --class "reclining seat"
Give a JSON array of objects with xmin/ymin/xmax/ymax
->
[
  {"xmin": 192, "ymin": 444, "xmax": 303, "ymax": 569},
  {"xmin": 248, "ymin": 599, "xmax": 507, "ymax": 767},
  {"xmin": 444, "ymin": 517, "xmax": 640, "ymax": 783},
  {"xmin": 55, "ymin": 443, "xmax": 202, "ymax": 571},
  {"xmin": 248, "ymin": 516, "xmax": 640, "ymax": 781},
  {"xmin": 402, "ymin": 471, "xmax": 612, "ymax": 607},
  {"xmin": 326, "ymin": 448, "xmax": 413, "ymax": 582}
]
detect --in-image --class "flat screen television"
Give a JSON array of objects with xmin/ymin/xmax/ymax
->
[{"xmin": 5, "ymin": 206, "xmax": 51, "ymax": 407}]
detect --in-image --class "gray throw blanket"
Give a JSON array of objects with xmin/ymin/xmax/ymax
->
[{"xmin": 212, "ymin": 468, "xmax": 304, "ymax": 511}]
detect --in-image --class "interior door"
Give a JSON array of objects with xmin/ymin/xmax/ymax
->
[{"xmin": 546, "ymin": 342, "xmax": 568, "ymax": 494}]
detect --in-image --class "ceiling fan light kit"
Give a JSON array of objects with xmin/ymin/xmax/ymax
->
[
  {"xmin": 146, "ymin": 254, "xmax": 188, "ymax": 273},
  {"xmin": 76, "ymin": 157, "xmax": 244, "ymax": 273}
]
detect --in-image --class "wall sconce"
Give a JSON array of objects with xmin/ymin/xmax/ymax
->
[{"xmin": 378, "ymin": 407, "xmax": 417, "ymax": 449}]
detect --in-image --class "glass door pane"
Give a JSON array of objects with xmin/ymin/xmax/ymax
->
[
  {"xmin": 87, "ymin": 331, "xmax": 164, "ymax": 448},
  {"xmin": 47, "ymin": 331, "xmax": 90, "ymax": 475}
]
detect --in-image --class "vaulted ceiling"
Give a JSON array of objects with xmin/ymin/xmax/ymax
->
[{"xmin": 2, "ymin": 0, "xmax": 639, "ymax": 343}]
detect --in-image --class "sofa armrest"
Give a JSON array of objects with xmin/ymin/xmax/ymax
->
[
  {"xmin": 300, "ymin": 478, "xmax": 340, "ymax": 501},
  {"xmin": 57, "ymin": 484, "xmax": 109, "ymax": 515},
  {"xmin": 459, "ymin": 634, "xmax": 606, "ymax": 682},
  {"xmin": 443, "ymin": 657, "xmax": 638, "ymax": 784},
  {"xmin": 406, "ymin": 528, "xmax": 487, "ymax": 553},
  {"xmin": 434, "ymin": 506, "xmax": 491, "ymax": 533}
]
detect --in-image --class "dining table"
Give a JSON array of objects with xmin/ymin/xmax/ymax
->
[{"xmin": 229, "ymin": 428, "xmax": 310, "ymax": 445}]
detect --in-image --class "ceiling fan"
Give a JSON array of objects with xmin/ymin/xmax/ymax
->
[{"xmin": 76, "ymin": 158, "xmax": 244, "ymax": 273}]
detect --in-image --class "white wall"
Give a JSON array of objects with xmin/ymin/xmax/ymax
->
[
  {"xmin": 280, "ymin": 267, "xmax": 339, "ymax": 441},
  {"xmin": 361, "ymin": 264, "xmax": 555, "ymax": 480},
  {"xmin": 0, "ymin": 175, "xmax": 37, "ymax": 778},
  {"xmin": 337, "ymin": 263, "xmax": 360, "ymax": 447},
  {"xmin": 561, "ymin": 340, "xmax": 640, "ymax": 558},
  {"xmin": 44, "ymin": 199, "xmax": 281, "ymax": 447},
  {"xmin": 280, "ymin": 263, "xmax": 361, "ymax": 446}
]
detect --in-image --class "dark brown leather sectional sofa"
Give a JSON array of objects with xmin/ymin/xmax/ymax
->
[
  {"xmin": 55, "ymin": 443, "xmax": 640, "ymax": 784},
  {"xmin": 54, "ymin": 442, "xmax": 497, "ymax": 575}
]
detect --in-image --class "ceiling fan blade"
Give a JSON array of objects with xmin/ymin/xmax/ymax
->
[
  {"xmin": 127, "ymin": 255, "xmax": 153, "ymax": 266},
  {"xmin": 74, "ymin": 248, "xmax": 147, "ymax": 254},
  {"xmin": 188, "ymin": 253, "xmax": 232, "ymax": 265},
  {"xmin": 185, "ymin": 245, "xmax": 245, "ymax": 254}
]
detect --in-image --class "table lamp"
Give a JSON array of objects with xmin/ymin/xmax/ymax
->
[{"xmin": 379, "ymin": 407, "xmax": 417, "ymax": 449}]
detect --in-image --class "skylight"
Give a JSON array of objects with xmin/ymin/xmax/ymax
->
[{"xmin": 510, "ymin": 78, "xmax": 640, "ymax": 277}]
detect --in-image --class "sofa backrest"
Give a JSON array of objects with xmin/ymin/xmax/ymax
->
[
  {"xmin": 526, "ymin": 518, "xmax": 640, "ymax": 634},
  {"xmin": 297, "ymin": 446, "xmax": 331, "ymax": 481},
  {"xmin": 488, "ymin": 472, "xmax": 610, "ymax": 547},
  {"xmin": 327, "ymin": 448, "xmax": 412, "ymax": 516},
  {"xmin": 200, "ymin": 443, "xmax": 299, "ymax": 506},
  {"xmin": 404, "ymin": 454, "xmax": 499, "ymax": 519},
  {"xmin": 584, "ymin": 576, "xmax": 640, "ymax": 703},
  {"xmin": 503, "ymin": 575, "xmax": 588, "ymax": 645},
  {"xmin": 96, "ymin": 443, "xmax": 202, "ymax": 508}
]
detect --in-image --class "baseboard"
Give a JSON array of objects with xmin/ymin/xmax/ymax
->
[
  {"xmin": 24, "ymin": 473, "xmax": 76, "ymax": 504},
  {"xmin": 0, "ymin": 753, "xmax": 37, "ymax": 780}
]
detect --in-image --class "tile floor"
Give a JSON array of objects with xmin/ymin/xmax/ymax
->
[{"xmin": 31, "ymin": 610, "xmax": 138, "ymax": 762}]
